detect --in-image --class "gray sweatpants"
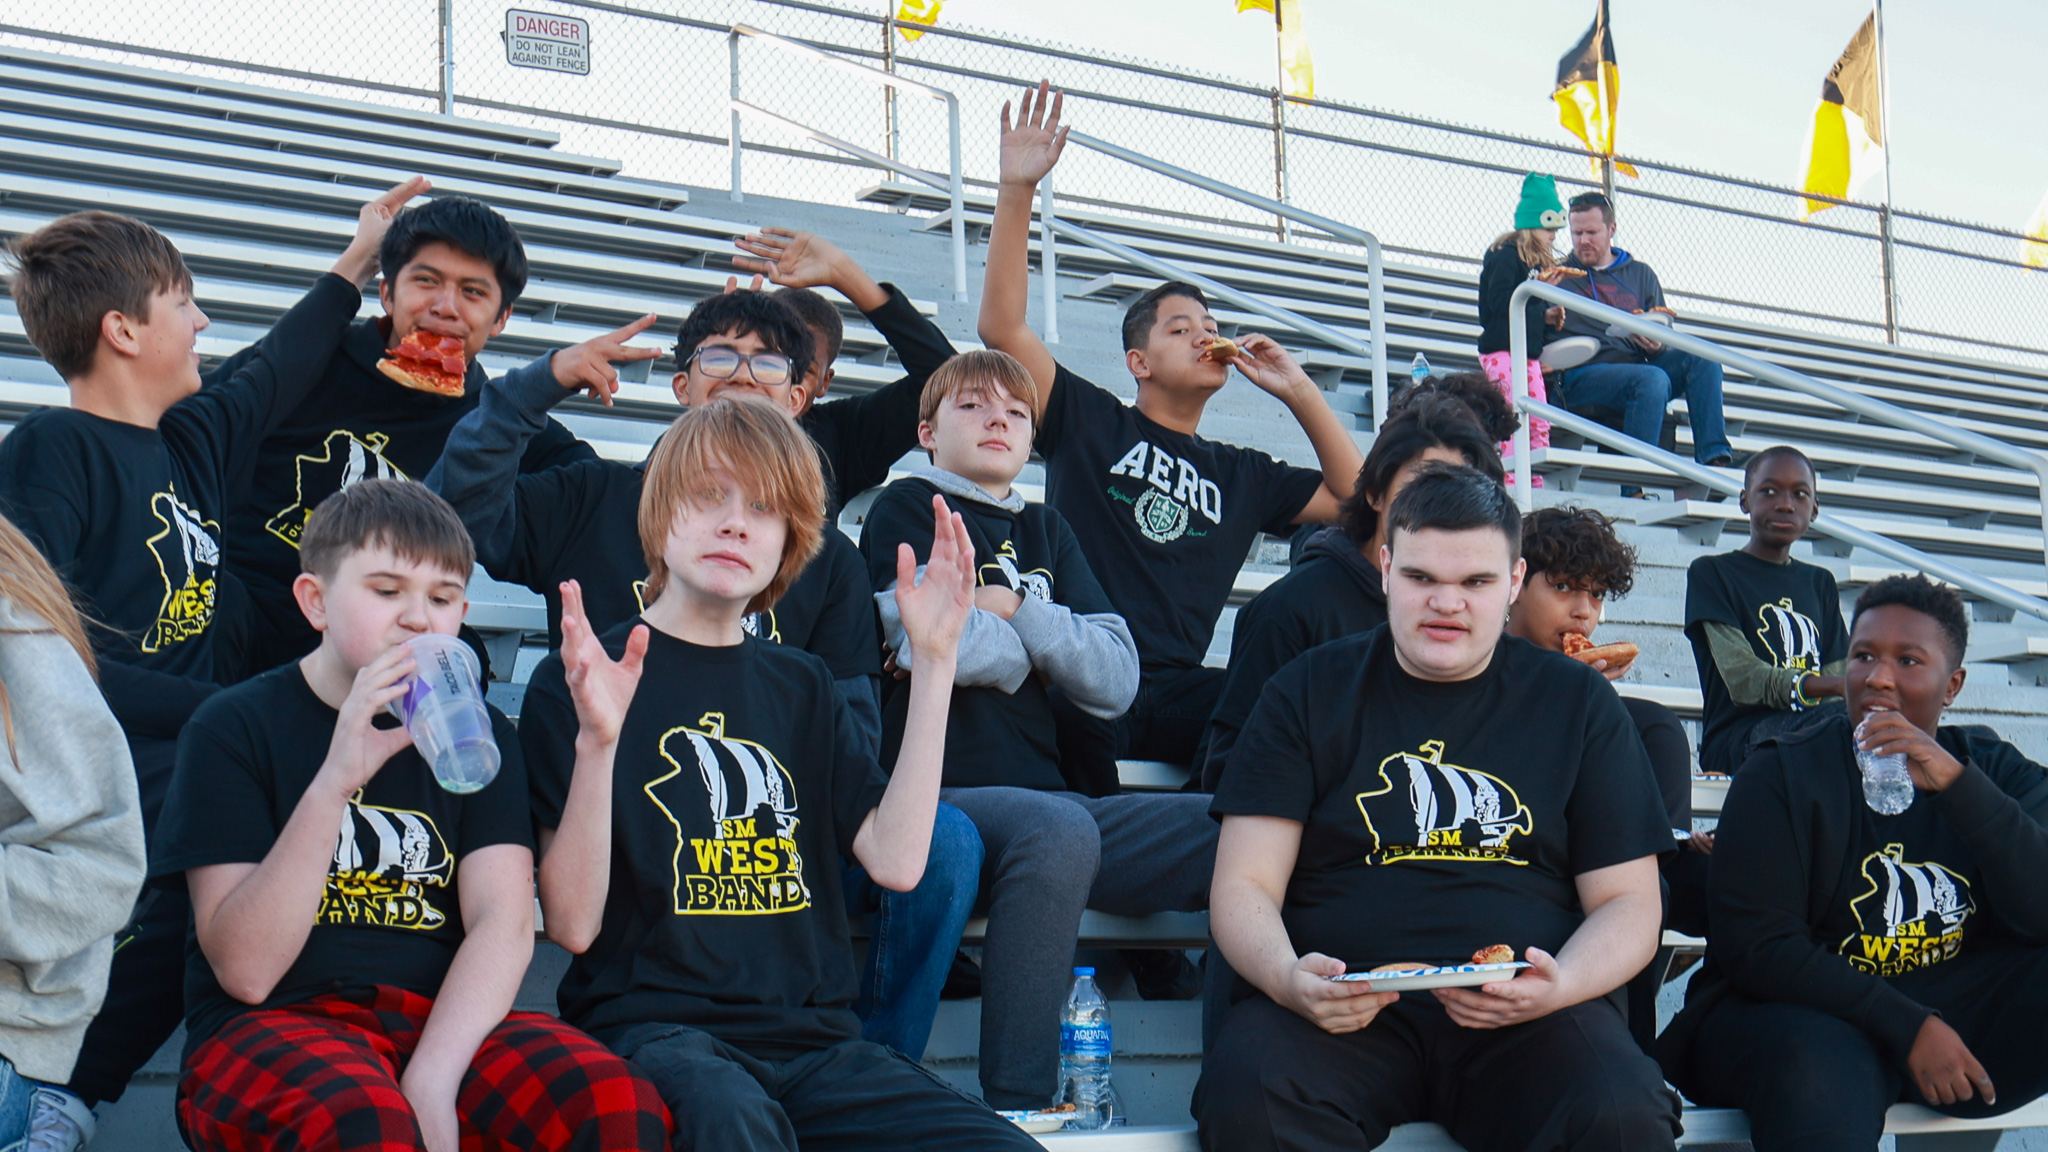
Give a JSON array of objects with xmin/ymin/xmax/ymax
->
[{"xmin": 939, "ymin": 786, "xmax": 1218, "ymax": 1109}]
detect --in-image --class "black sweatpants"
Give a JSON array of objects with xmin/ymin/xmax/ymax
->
[
  {"xmin": 606, "ymin": 1022, "xmax": 1041, "ymax": 1152},
  {"xmin": 1194, "ymin": 993, "xmax": 1680, "ymax": 1152},
  {"xmin": 1051, "ymin": 664, "xmax": 1226, "ymax": 796},
  {"xmin": 1673, "ymin": 945, "xmax": 2048, "ymax": 1152}
]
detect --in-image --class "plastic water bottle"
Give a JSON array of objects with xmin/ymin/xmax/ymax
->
[
  {"xmin": 1409, "ymin": 352, "xmax": 1433, "ymax": 385},
  {"xmin": 1855, "ymin": 714, "xmax": 1914, "ymax": 816},
  {"xmin": 388, "ymin": 634, "xmax": 501, "ymax": 794},
  {"xmin": 1059, "ymin": 968, "xmax": 1120, "ymax": 1129}
]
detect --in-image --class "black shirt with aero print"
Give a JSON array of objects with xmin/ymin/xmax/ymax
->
[
  {"xmin": 0, "ymin": 274, "xmax": 361, "ymax": 777},
  {"xmin": 215, "ymin": 316, "xmax": 592, "ymax": 676},
  {"xmin": 1684, "ymin": 550, "xmax": 1849, "ymax": 775},
  {"xmin": 1036, "ymin": 364, "xmax": 1323, "ymax": 672},
  {"xmin": 149, "ymin": 661, "xmax": 532, "ymax": 1050},
  {"xmin": 1669, "ymin": 715, "xmax": 2048, "ymax": 1063},
  {"xmin": 521, "ymin": 623, "xmax": 891, "ymax": 1057},
  {"xmin": 1212, "ymin": 629, "xmax": 1672, "ymax": 974}
]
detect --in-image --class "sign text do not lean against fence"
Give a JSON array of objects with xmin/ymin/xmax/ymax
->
[{"xmin": 503, "ymin": 9, "xmax": 588, "ymax": 75}]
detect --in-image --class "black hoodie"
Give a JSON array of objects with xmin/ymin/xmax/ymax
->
[
  {"xmin": 1202, "ymin": 527, "xmax": 1388, "ymax": 791},
  {"xmin": 1658, "ymin": 714, "xmax": 2048, "ymax": 1090}
]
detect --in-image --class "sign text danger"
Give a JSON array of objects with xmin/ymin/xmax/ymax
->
[{"xmin": 504, "ymin": 9, "xmax": 590, "ymax": 75}]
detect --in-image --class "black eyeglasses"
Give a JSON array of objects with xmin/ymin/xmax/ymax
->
[{"xmin": 684, "ymin": 345, "xmax": 794, "ymax": 386}]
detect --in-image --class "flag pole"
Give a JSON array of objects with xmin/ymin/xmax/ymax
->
[
  {"xmin": 1272, "ymin": 4, "xmax": 1290, "ymax": 243},
  {"xmin": 1873, "ymin": 0, "xmax": 1899, "ymax": 343}
]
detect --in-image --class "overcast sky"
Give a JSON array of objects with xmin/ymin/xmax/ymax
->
[{"xmin": 932, "ymin": 0, "xmax": 2047, "ymax": 231}]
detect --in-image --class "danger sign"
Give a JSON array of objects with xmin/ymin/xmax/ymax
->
[{"xmin": 504, "ymin": 9, "xmax": 590, "ymax": 75}]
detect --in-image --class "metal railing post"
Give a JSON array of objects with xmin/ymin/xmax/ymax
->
[
  {"xmin": 1880, "ymin": 204, "xmax": 1900, "ymax": 344},
  {"xmin": 728, "ymin": 31, "xmax": 743, "ymax": 202},
  {"xmin": 1271, "ymin": 88, "xmax": 1289, "ymax": 244},
  {"xmin": 1509, "ymin": 297, "xmax": 1532, "ymax": 506},
  {"xmin": 1366, "ymin": 235, "xmax": 1386, "ymax": 433},
  {"xmin": 1041, "ymin": 172, "xmax": 1060, "ymax": 344},
  {"xmin": 946, "ymin": 93, "xmax": 967, "ymax": 302},
  {"xmin": 437, "ymin": 0, "xmax": 454, "ymax": 116}
]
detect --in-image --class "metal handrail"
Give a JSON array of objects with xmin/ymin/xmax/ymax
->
[
  {"xmin": 1508, "ymin": 278, "xmax": 2048, "ymax": 594},
  {"xmin": 1064, "ymin": 129, "xmax": 1388, "ymax": 430},
  {"xmin": 727, "ymin": 23, "xmax": 966, "ymax": 301},
  {"xmin": 1525, "ymin": 400, "xmax": 2048, "ymax": 625}
]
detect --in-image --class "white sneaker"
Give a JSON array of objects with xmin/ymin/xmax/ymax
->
[{"xmin": 24, "ymin": 1089, "xmax": 94, "ymax": 1152}]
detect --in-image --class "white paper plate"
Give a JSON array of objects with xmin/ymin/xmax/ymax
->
[
  {"xmin": 1328, "ymin": 961, "xmax": 1530, "ymax": 991},
  {"xmin": 1538, "ymin": 335, "xmax": 1600, "ymax": 370},
  {"xmin": 1000, "ymin": 1111, "xmax": 1073, "ymax": 1133}
]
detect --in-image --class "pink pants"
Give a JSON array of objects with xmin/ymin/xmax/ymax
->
[{"xmin": 1479, "ymin": 350, "xmax": 1549, "ymax": 488}]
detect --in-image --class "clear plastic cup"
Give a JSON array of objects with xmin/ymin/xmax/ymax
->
[{"xmin": 388, "ymin": 633, "xmax": 500, "ymax": 794}]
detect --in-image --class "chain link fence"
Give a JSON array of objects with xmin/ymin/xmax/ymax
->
[{"xmin": 5, "ymin": 0, "xmax": 2044, "ymax": 368}]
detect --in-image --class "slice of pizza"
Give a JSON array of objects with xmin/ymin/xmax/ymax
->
[
  {"xmin": 1563, "ymin": 633, "xmax": 1640, "ymax": 670},
  {"xmin": 1200, "ymin": 337, "xmax": 1241, "ymax": 363},
  {"xmin": 1561, "ymin": 632, "xmax": 1595, "ymax": 657},
  {"xmin": 378, "ymin": 330, "xmax": 469, "ymax": 397},
  {"xmin": 1470, "ymin": 944, "xmax": 1515, "ymax": 966}
]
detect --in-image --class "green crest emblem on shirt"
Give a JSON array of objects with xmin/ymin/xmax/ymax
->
[{"xmin": 1133, "ymin": 488, "xmax": 1190, "ymax": 544}]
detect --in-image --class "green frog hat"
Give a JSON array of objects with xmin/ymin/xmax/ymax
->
[{"xmin": 1514, "ymin": 173, "xmax": 1567, "ymax": 231}]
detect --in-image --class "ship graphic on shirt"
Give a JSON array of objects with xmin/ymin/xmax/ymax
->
[
  {"xmin": 142, "ymin": 487, "xmax": 220, "ymax": 653},
  {"xmin": 1755, "ymin": 597, "xmax": 1823, "ymax": 673},
  {"xmin": 633, "ymin": 579, "xmax": 780, "ymax": 642},
  {"xmin": 1355, "ymin": 740, "xmax": 1533, "ymax": 865},
  {"xmin": 647, "ymin": 712, "xmax": 811, "ymax": 916},
  {"xmin": 1841, "ymin": 843, "xmax": 1974, "ymax": 976},
  {"xmin": 980, "ymin": 541, "xmax": 1053, "ymax": 603},
  {"xmin": 1108, "ymin": 441, "xmax": 1222, "ymax": 543},
  {"xmin": 266, "ymin": 430, "xmax": 407, "ymax": 549},
  {"xmin": 320, "ymin": 794, "xmax": 454, "ymax": 930}
]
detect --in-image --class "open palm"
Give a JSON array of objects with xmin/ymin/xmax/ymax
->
[
  {"xmin": 559, "ymin": 579, "xmax": 649, "ymax": 747},
  {"xmin": 1000, "ymin": 80, "xmax": 1068, "ymax": 187},
  {"xmin": 734, "ymin": 228, "xmax": 842, "ymax": 289},
  {"xmin": 894, "ymin": 495, "xmax": 976, "ymax": 663}
]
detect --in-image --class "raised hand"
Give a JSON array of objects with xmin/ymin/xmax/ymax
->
[
  {"xmin": 894, "ymin": 494, "xmax": 976, "ymax": 666},
  {"xmin": 1227, "ymin": 333, "xmax": 1316, "ymax": 400},
  {"xmin": 999, "ymin": 80, "xmax": 1068, "ymax": 188},
  {"xmin": 734, "ymin": 229, "xmax": 843, "ymax": 289},
  {"xmin": 721, "ymin": 273, "xmax": 767, "ymax": 294},
  {"xmin": 316, "ymin": 642, "xmax": 418, "ymax": 799},
  {"xmin": 333, "ymin": 175, "xmax": 431, "ymax": 285},
  {"xmin": 550, "ymin": 313, "xmax": 662, "ymax": 405},
  {"xmin": 559, "ymin": 580, "xmax": 649, "ymax": 748}
]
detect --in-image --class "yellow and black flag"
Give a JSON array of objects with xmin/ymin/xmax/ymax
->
[
  {"xmin": 1237, "ymin": 0, "xmax": 1315, "ymax": 101},
  {"xmin": 1798, "ymin": 13, "xmax": 1884, "ymax": 220},
  {"xmin": 894, "ymin": 0, "xmax": 941, "ymax": 41},
  {"xmin": 1553, "ymin": 0, "xmax": 1637, "ymax": 178}
]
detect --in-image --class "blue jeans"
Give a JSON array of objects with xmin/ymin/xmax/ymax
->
[
  {"xmin": 0, "ymin": 1056, "xmax": 38, "ymax": 1152},
  {"xmin": 1559, "ymin": 348, "xmax": 1733, "ymax": 465},
  {"xmin": 842, "ymin": 801, "xmax": 983, "ymax": 1061}
]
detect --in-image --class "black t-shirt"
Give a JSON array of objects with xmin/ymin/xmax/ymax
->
[
  {"xmin": 798, "ymin": 285, "xmax": 956, "ymax": 518},
  {"xmin": 150, "ymin": 661, "xmax": 532, "ymax": 1049},
  {"xmin": 492, "ymin": 454, "xmax": 878, "ymax": 682},
  {"xmin": 1476, "ymin": 242, "xmax": 1555, "ymax": 358},
  {"xmin": 1212, "ymin": 629, "xmax": 1671, "ymax": 972},
  {"xmin": 1684, "ymin": 551, "xmax": 1848, "ymax": 776},
  {"xmin": 218, "ymin": 317, "xmax": 592, "ymax": 675},
  {"xmin": 0, "ymin": 274, "xmax": 362, "ymax": 783},
  {"xmin": 1036, "ymin": 364, "xmax": 1324, "ymax": 672},
  {"xmin": 521, "ymin": 623, "xmax": 891, "ymax": 1056},
  {"xmin": 860, "ymin": 475, "xmax": 1118, "ymax": 791},
  {"xmin": 1203, "ymin": 529, "xmax": 1387, "ymax": 791}
]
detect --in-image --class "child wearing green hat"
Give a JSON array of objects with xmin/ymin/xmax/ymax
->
[{"xmin": 1477, "ymin": 173, "xmax": 1573, "ymax": 486}]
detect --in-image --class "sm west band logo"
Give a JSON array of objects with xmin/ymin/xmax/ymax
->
[
  {"xmin": 1355, "ymin": 740, "xmax": 1533, "ymax": 865},
  {"xmin": 1756, "ymin": 597, "xmax": 1823, "ymax": 673},
  {"xmin": 1841, "ymin": 843, "xmax": 1975, "ymax": 976},
  {"xmin": 267, "ymin": 430, "xmax": 407, "ymax": 549},
  {"xmin": 646, "ymin": 712, "xmax": 811, "ymax": 916},
  {"xmin": 322, "ymin": 795, "xmax": 454, "ymax": 930},
  {"xmin": 143, "ymin": 488, "xmax": 221, "ymax": 653},
  {"xmin": 980, "ymin": 540, "xmax": 1053, "ymax": 603},
  {"xmin": 1108, "ymin": 441, "xmax": 1221, "ymax": 544}
]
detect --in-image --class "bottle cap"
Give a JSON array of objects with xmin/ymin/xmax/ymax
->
[{"xmin": 1073, "ymin": 967, "xmax": 1095, "ymax": 976}]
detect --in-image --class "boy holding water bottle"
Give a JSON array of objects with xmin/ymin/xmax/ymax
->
[
  {"xmin": 150, "ymin": 479, "xmax": 671, "ymax": 1152},
  {"xmin": 1659, "ymin": 574, "xmax": 2048, "ymax": 1150}
]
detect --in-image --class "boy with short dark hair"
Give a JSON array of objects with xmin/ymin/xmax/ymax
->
[
  {"xmin": 216, "ymin": 193, "xmax": 613, "ymax": 677},
  {"xmin": 861, "ymin": 350, "xmax": 1218, "ymax": 1108},
  {"xmin": 0, "ymin": 180, "xmax": 421, "ymax": 1135},
  {"xmin": 1659, "ymin": 574, "xmax": 2048, "ymax": 1150},
  {"xmin": 1197, "ymin": 464, "xmax": 1679, "ymax": 1152},
  {"xmin": 151, "ymin": 478, "xmax": 669, "ymax": 1151},
  {"xmin": 1684, "ymin": 445, "xmax": 1849, "ymax": 776},
  {"xmin": 520, "ymin": 398, "xmax": 1038, "ymax": 1150},
  {"xmin": 979, "ymin": 83, "xmax": 1364, "ymax": 788}
]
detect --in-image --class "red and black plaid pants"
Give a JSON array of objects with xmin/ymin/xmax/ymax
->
[{"xmin": 178, "ymin": 987, "xmax": 672, "ymax": 1152}]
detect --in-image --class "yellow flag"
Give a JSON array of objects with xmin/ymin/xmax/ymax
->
[
  {"xmin": 1798, "ymin": 13, "xmax": 1884, "ymax": 220},
  {"xmin": 1237, "ymin": 0, "xmax": 1315, "ymax": 100},
  {"xmin": 2024, "ymin": 188, "xmax": 2048, "ymax": 270},
  {"xmin": 1552, "ymin": 0, "xmax": 1638, "ymax": 178},
  {"xmin": 895, "ymin": 0, "xmax": 941, "ymax": 41}
]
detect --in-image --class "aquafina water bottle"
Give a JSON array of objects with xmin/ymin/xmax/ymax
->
[
  {"xmin": 1855, "ymin": 711, "xmax": 1914, "ymax": 816},
  {"xmin": 1409, "ymin": 352, "xmax": 1433, "ymax": 385},
  {"xmin": 1059, "ymin": 967, "xmax": 1121, "ymax": 1129}
]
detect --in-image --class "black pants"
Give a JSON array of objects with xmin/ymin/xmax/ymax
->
[
  {"xmin": 607, "ymin": 1022, "xmax": 1042, "ymax": 1152},
  {"xmin": 1051, "ymin": 664, "xmax": 1226, "ymax": 796},
  {"xmin": 64, "ymin": 737, "xmax": 188, "ymax": 1107},
  {"xmin": 1673, "ymin": 946, "xmax": 2048, "ymax": 1152},
  {"xmin": 1194, "ymin": 993, "xmax": 1680, "ymax": 1152}
]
